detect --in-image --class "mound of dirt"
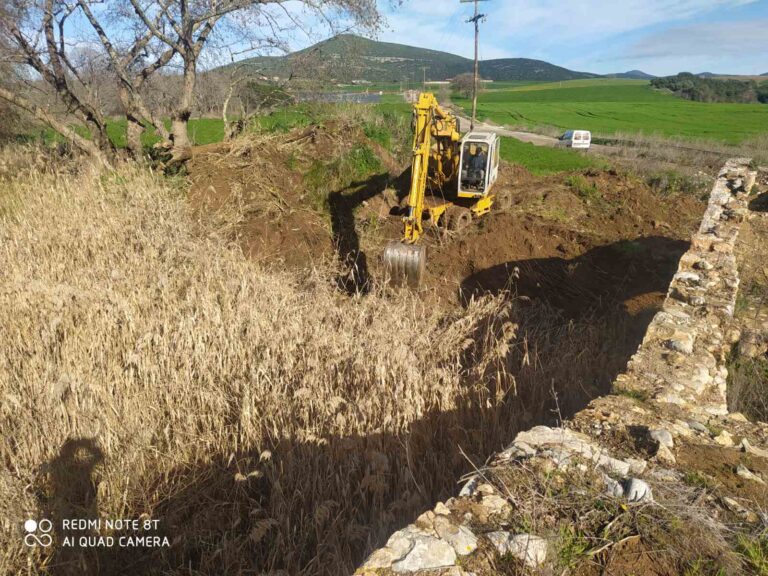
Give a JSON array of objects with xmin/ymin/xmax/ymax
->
[
  {"xmin": 187, "ymin": 124, "xmax": 705, "ymax": 318},
  {"xmin": 187, "ymin": 123, "xmax": 400, "ymax": 269},
  {"xmin": 423, "ymin": 168, "xmax": 703, "ymax": 314}
]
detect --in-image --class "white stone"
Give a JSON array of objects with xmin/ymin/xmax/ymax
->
[
  {"xmin": 486, "ymin": 532, "xmax": 548, "ymax": 568},
  {"xmin": 688, "ymin": 420, "xmax": 709, "ymax": 434},
  {"xmin": 434, "ymin": 502, "xmax": 451, "ymax": 516},
  {"xmin": 481, "ymin": 494, "xmax": 512, "ymax": 517},
  {"xmin": 362, "ymin": 547, "xmax": 403, "ymax": 569},
  {"xmin": 386, "ymin": 527, "xmax": 422, "ymax": 558},
  {"xmin": 603, "ymin": 474, "xmax": 624, "ymax": 497},
  {"xmin": 433, "ymin": 516, "xmax": 478, "ymax": 556},
  {"xmin": 728, "ymin": 412, "xmax": 750, "ymax": 423},
  {"xmin": 627, "ymin": 458, "xmax": 648, "ymax": 475},
  {"xmin": 476, "ymin": 483, "xmax": 495, "ymax": 496},
  {"xmin": 714, "ymin": 430, "xmax": 735, "ymax": 447},
  {"xmin": 676, "ymin": 272, "xmax": 701, "ymax": 285},
  {"xmin": 514, "ymin": 426, "xmax": 630, "ymax": 476},
  {"xmin": 391, "ymin": 535, "xmax": 457, "ymax": 573},
  {"xmin": 500, "ymin": 441, "xmax": 536, "ymax": 460},
  {"xmin": 737, "ymin": 464, "xmax": 766, "ymax": 485},
  {"xmin": 459, "ymin": 475, "xmax": 479, "ymax": 497},
  {"xmin": 650, "ymin": 429, "xmax": 674, "ymax": 449},
  {"xmin": 741, "ymin": 439, "xmax": 768, "ymax": 458},
  {"xmin": 623, "ymin": 478, "xmax": 654, "ymax": 503},
  {"xmin": 667, "ymin": 335, "xmax": 694, "ymax": 354},
  {"xmin": 655, "ymin": 445, "xmax": 677, "ymax": 465}
]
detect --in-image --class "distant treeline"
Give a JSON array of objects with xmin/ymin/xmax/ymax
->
[{"xmin": 651, "ymin": 73, "xmax": 768, "ymax": 104}]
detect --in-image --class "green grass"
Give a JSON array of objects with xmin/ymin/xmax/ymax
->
[
  {"xmin": 738, "ymin": 530, "xmax": 768, "ymax": 575},
  {"xmin": 500, "ymin": 136, "xmax": 602, "ymax": 174},
  {"xmin": 456, "ymin": 79, "xmax": 768, "ymax": 144},
  {"xmin": 566, "ymin": 174, "xmax": 601, "ymax": 202},
  {"xmin": 41, "ymin": 118, "xmax": 225, "ymax": 148},
  {"xmin": 304, "ymin": 144, "xmax": 383, "ymax": 212}
]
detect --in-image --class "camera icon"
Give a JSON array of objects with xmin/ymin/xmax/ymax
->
[{"xmin": 24, "ymin": 519, "xmax": 53, "ymax": 547}]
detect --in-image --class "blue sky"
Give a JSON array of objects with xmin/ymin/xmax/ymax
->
[{"xmin": 375, "ymin": 0, "xmax": 768, "ymax": 76}]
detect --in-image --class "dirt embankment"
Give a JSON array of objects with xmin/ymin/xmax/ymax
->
[{"xmin": 187, "ymin": 121, "xmax": 704, "ymax": 322}]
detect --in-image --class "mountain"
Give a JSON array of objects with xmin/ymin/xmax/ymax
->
[
  {"xmin": 479, "ymin": 58, "xmax": 599, "ymax": 81},
  {"xmin": 234, "ymin": 34, "xmax": 598, "ymax": 84},
  {"xmin": 607, "ymin": 70, "xmax": 656, "ymax": 80}
]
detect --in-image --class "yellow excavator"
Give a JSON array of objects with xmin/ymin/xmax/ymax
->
[{"xmin": 383, "ymin": 92, "xmax": 509, "ymax": 287}]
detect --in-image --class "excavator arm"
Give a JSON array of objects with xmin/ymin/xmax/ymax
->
[{"xmin": 384, "ymin": 93, "xmax": 461, "ymax": 287}]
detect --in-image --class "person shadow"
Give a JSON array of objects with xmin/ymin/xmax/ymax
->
[{"xmin": 38, "ymin": 438, "xmax": 104, "ymax": 575}]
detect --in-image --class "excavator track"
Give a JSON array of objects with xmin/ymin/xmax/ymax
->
[{"xmin": 383, "ymin": 241, "xmax": 426, "ymax": 287}]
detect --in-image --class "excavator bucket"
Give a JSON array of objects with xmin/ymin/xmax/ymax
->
[{"xmin": 383, "ymin": 241, "xmax": 426, "ymax": 288}]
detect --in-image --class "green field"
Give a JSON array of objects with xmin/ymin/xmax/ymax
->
[
  {"xmin": 456, "ymin": 79, "xmax": 768, "ymax": 144},
  {"xmin": 499, "ymin": 137, "xmax": 602, "ymax": 174},
  {"xmin": 40, "ymin": 118, "xmax": 225, "ymax": 148},
  {"xmin": 33, "ymin": 99, "xmax": 600, "ymax": 175}
]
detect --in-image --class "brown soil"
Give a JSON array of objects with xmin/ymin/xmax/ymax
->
[
  {"xmin": 186, "ymin": 124, "xmax": 705, "ymax": 317},
  {"xmin": 677, "ymin": 442, "xmax": 768, "ymax": 509},
  {"xmin": 575, "ymin": 536, "xmax": 678, "ymax": 576}
]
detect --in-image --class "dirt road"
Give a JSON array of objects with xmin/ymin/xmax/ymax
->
[
  {"xmin": 453, "ymin": 112, "xmax": 559, "ymax": 147},
  {"xmin": 454, "ymin": 109, "xmax": 557, "ymax": 146},
  {"xmin": 452, "ymin": 110, "xmax": 616, "ymax": 154}
]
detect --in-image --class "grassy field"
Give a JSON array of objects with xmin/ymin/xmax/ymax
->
[
  {"xmin": 455, "ymin": 79, "xmax": 768, "ymax": 144},
  {"xmin": 499, "ymin": 136, "xmax": 602, "ymax": 174},
  {"xmin": 34, "ymin": 99, "xmax": 599, "ymax": 176},
  {"xmin": 39, "ymin": 118, "xmax": 226, "ymax": 148}
]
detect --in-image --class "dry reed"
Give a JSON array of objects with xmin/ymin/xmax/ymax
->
[{"xmin": 0, "ymin": 147, "xmax": 641, "ymax": 575}]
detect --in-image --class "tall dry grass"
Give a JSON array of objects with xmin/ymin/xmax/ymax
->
[{"xmin": 0, "ymin": 146, "xmax": 643, "ymax": 575}]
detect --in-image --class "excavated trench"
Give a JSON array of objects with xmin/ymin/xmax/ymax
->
[{"xmin": 174, "ymin": 132, "xmax": 708, "ymax": 573}]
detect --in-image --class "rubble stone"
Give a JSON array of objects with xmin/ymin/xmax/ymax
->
[{"xmin": 486, "ymin": 532, "xmax": 548, "ymax": 568}]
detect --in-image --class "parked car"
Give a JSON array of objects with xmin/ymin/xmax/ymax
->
[{"xmin": 557, "ymin": 130, "xmax": 592, "ymax": 150}]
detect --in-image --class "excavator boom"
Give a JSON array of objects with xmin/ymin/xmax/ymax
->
[{"xmin": 384, "ymin": 93, "xmax": 460, "ymax": 287}]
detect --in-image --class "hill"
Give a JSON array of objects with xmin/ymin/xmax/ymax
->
[
  {"xmin": 607, "ymin": 70, "xmax": 656, "ymax": 80},
  {"xmin": 234, "ymin": 34, "xmax": 598, "ymax": 83}
]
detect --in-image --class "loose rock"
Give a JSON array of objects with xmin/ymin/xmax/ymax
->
[
  {"xmin": 391, "ymin": 536, "xmax": 456, "ymax": 573},
  {"xmin": 486, "ymin": 532, "xmax": 548, "ymax": 568}
]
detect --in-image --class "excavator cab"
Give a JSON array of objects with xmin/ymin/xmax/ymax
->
[{"xmin": 458, "ymin": 132, "xmax": 500, "ymax": 198}]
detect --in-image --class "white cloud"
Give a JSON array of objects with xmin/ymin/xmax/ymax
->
[
  {"xmin": 379, "ymin": 0, "xmax": 759, "ymax": 62},
  {"xmin": 624, "ymin": 20, "xmax": 768, "ymax": 59},
  {"xmin": 608, "ymin": 19, "xmax": 768, "ymax": 75}
]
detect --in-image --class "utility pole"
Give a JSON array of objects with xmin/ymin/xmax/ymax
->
[
  {"xmin": 461, "ymin": 0, "xmax": 488, "ymax": 130},
  {"xmin": 422, "ymin": 66, "xmax": 427, "ymax": 91}
]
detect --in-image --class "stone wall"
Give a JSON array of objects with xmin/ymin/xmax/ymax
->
[{"xmin": 355, "ymin": 159, "xmax": 765, "ymax": 575}]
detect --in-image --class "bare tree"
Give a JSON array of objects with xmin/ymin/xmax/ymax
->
[
  {"xmin": 0, "ymin": 0, "xmax": 383, "ymax": 161},
  {"xmin": 451, "ymin": 72, "xmax": 478, "ymax": 99},
  {"xmin": 124, "ymin": 0, "xmax": 382, "ymax": 155}
]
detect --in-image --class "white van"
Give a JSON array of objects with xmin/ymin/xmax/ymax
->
[{"xmin": 558, "ymin": 130, "xmax": 592, "ymax": 150}]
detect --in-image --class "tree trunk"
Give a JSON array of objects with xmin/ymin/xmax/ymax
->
[
  {"xmin": 126, "ymin": 115, "xmax": 145, "ymax": 158},
  {"xmin": 170, "ymin": 58, "xmax": 196, "ymax": 152},
  {"xmin": 170, "ymin": 116, "xmax": 190, "ymax": 149}
]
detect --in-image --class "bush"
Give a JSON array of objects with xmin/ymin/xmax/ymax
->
[{"xmin": 651, "ymin": 73, "xmax": 767, "ymax": 104}]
